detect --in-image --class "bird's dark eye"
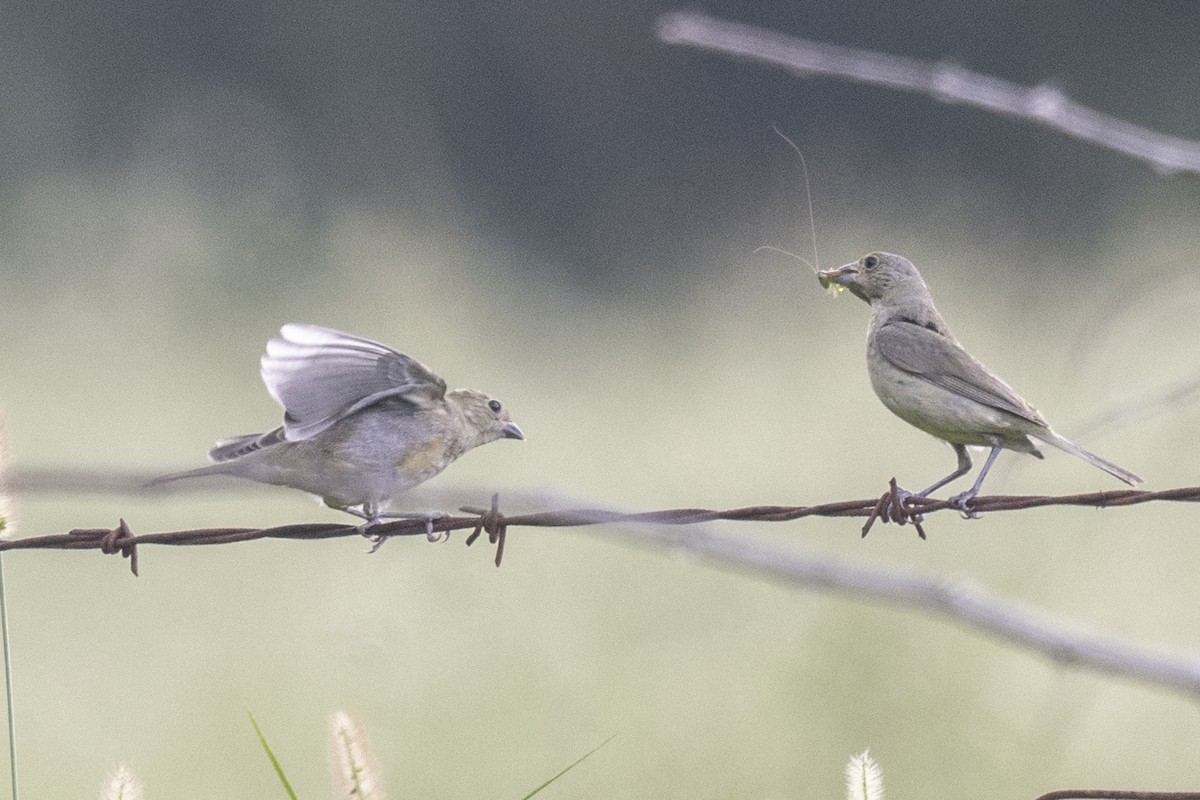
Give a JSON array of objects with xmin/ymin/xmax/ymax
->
[
  {"xmin": 864, "ymin": 255, "xmax": 879, "ymax": 269},
  {"xmin": 488, "ymin": 399, "xmax": 502, "ymax": 413}
]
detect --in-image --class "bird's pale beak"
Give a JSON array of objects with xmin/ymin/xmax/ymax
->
[
  {"xmin": 501, "ymin": 422, "xmax": 525, "ymax": 440},
  {"xmin": 817, "ymin": 263, "xmax": 859, "ymax": 288}
]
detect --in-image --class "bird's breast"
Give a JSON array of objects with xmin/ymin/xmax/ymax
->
[{"xmin": 395, "ymin": 436, "xmax": 453, "ymax": 486}]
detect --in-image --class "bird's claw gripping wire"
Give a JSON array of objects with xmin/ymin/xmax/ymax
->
[
  {"xmin": 862, "ymin": 478, "xmax": 927, "ymax": 539},
  {"xmin": 948, "ymin": 491, "xmax": 982, "ymax": 520},
  {"xmin": 351, "ymin": 509, "xmax": 450, "ymax": 552}
]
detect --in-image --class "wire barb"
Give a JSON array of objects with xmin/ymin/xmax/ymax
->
[
  {"xmin": 462, "ymin": 493, "xmax": 507, "ymax": 567},
  {"xmin": 68, "ymin": 518, "xmax": 140, "ymax": 575}
]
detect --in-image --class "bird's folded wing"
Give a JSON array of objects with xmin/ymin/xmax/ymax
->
[
  {"xmin": 261, "ymin": 323, "xmax": 448, "ymax": 441},
  {"xmin": 874, "ymin": 320, "xmax": 1046, "ymax": 426}
]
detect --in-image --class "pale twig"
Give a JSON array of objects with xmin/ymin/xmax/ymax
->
[
  {"xmin": 656, "ymin": 10, "xmax": 1200, "ymax": 176},
  {"xmin": 600, "ymin": 521, "xmax": 1200, "ymax": 699}
]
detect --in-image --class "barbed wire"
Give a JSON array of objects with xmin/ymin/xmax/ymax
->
[
  {"xmin": 5, "ymin": 483, "xmax": 1200, "ymax": 699},
  {"xmin": 1034, "ymin": 792, "xmax": 1200, "ymax": 800},
  {"xmin": 656, "ymin": 10, "xmax": 1200, "ymax": 176},
  {"xmin": 6, "ymin": 483, "xmax": 1200, "ymax": 574}
]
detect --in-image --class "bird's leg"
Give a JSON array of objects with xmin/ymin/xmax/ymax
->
[
  {"xmin": 341, "ymin": 502, "xmax": 452, "ymax": 552},
  {"xmin": 918, "ymin": 443, "xmax": 973, "ymax": 497},
  {"xmin": 880, "ymin": 443, "xmax": 973, "ymax": 526},
  {"xmin": 341, "ymin": 502, "xmax": 381, "ymax": 528},
  {"xmin": 948, "ymin": 440, "xmax": 1003, "ymax": 517},
  {"xmin": 337, "ymin": 502, "xmax": 400, "ymax": 551}
]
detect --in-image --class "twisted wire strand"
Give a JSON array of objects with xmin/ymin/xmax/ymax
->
[{"xmin": 4, "ymin": 484, "xmax": 1197, "ymax": 573}]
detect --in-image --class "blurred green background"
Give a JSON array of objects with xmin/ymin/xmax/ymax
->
[{"xmin": 2, "ymin": 1, "xmax": 1199, "ymax": 796}]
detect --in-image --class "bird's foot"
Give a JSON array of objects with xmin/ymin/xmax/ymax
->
[
  {"xmin": 372, "ymin": 510, "xmax": 451, "ymax": 544},
  {"xmin": 340, "ymin": 506, "xmax": 382, "ymax": 539},
  {"xmin": 880, "ymin": 486, "xmax": 920, "ymax": 524},
  {"xmin": 419, "ymin": 511, "xmax": 451, "ymax": 542},
  {"xmin": 862, "ymin": 479, "xmax": 926, "ymax": 539},
  {"xmin": 947, "ymin": 490, "xmax": 981, "ymax": 519},
  {"xmin": 347, "ymin": 509, "xmax": 451, "ymax": 552}
]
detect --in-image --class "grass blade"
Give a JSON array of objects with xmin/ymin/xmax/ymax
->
[
  {"xmin": 248, "ymin": 711, "xmax": 299, "ymax": 800},
  {"xmin": 518, "ymin": 734, "xmax": 615, "ymax": 800},
  {"xmin": 0, "ymin": 552, "xmax": 17, "ymax": 800}
]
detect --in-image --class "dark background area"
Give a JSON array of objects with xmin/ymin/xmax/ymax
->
[{"xmin": 6, "ymin": 1, "xmax": 1197, "ymax": 291}]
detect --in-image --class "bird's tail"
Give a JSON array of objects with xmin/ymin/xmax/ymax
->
[
  {"xmin": 1035, "ymin": 431, "xmax": 1142, "ymax": 486},
  {"xmin": 144, "ymin": 463, "xmax": 239, "ymax": 489}
]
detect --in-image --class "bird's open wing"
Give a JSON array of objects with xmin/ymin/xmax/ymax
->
[
  {"xmin": 874, "ymin": 319, "xmax": 1046, "ymax": 426},
  {"xmin": 261, "ymin": 323, "xmax": 448, "ymax": 441}
]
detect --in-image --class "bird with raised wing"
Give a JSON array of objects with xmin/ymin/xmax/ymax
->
[
  {"xmin": 149, "ymin": 324, "xmax": 524, "ymax": 536},
  {"xmin": 818, "ymin": 252, "xmax": 1141, "ymax": 513}
]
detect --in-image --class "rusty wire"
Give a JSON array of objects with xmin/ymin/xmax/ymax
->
[
  {"xmin": 4, "ymin": 483, "xmax": 1200, "ymax": 575},
  {"xmin": 1034, "ymin": 792, "xmax": 1200, "ymax": 800}
]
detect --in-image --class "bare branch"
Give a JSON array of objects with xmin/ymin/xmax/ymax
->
[
  {"xmin": 591, "ymin": 519, "xmax": 1200, "ymax": 700},
  {"xmin": 656, "ymin": 10, "xmax": 1200, "ymax": 176}
]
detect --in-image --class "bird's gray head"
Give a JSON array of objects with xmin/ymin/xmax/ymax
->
[
  {"xmin": 818, "ymin": 252, "xmax": 932, "ymax": 305},
  {"xmin": 449, "ymin": 389, "xmax": 525, "ymax": 447}
]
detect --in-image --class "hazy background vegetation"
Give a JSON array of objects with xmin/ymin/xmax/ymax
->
[{"xmin": 2, "ymin": 1, "xmax": 1199, "ymax": 796}]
